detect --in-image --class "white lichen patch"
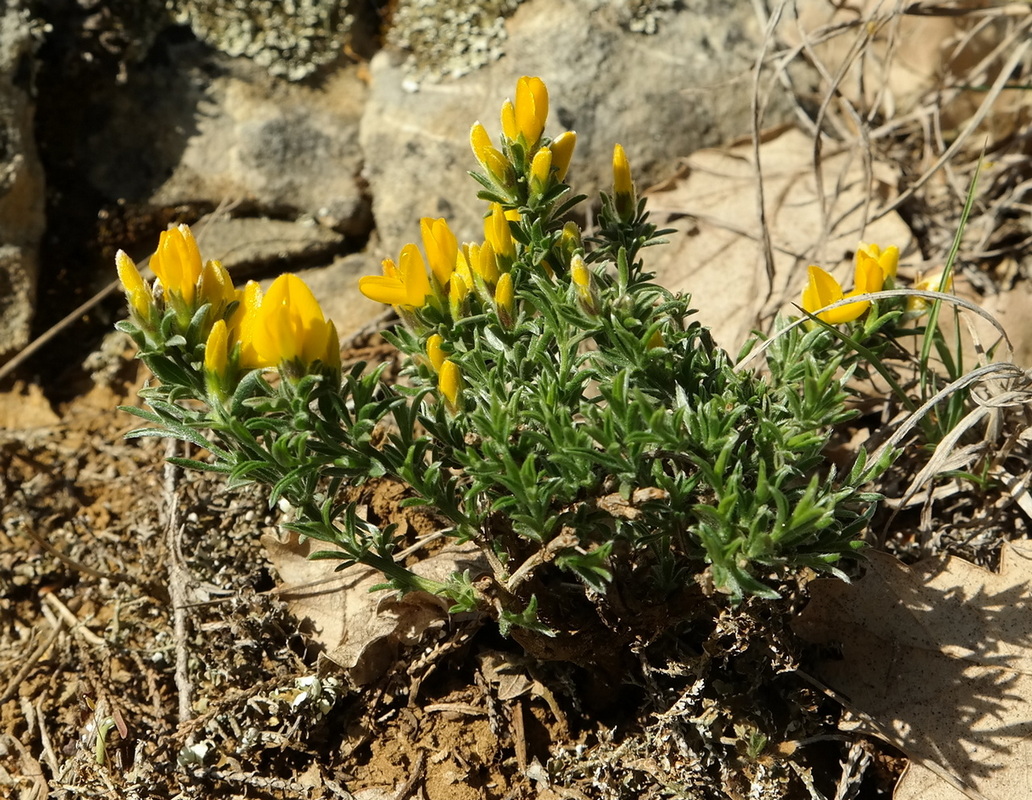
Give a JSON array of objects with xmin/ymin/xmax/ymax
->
[{"xmin": 168, "ymin": 0, "xmax": 354, "ymax": 80}]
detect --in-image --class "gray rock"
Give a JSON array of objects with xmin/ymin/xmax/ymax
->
[
  {"xmin": 0, "ymin": 4, "xmax": 45, "ymax": 360},
  {"xmin": 189, "ymin": 216, "xmax": 345, "ymax": 280},
  {"xmin": 361, "ymin": 0, "xmax": 808, "ymax": 257},
  {"xmin": 85, "ymin": 42, "xmax": 370, "ymax": 236}
]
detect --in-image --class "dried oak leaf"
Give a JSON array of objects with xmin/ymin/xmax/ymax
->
[
  {"xmin": 794, "ymin": 543, "xmax": 1032, "ymax": 800},
  {"xmin": 262, "ymin": 531, "xmax": 486, "ymax": 685}
]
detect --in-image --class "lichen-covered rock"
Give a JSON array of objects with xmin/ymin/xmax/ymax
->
[
  {"xmin": 387, "ymin": 0, "xmax": 525, "ymax": 86},
  {"xmin": 168, "ymin": 0, "xmax": 355, "ymax": 81},
  {"xmin": 362, "ymin": 0, "xmax": 812, "ymax": 255},
  {"xmin": 0, "ymin": 4, "xmax": 46, "ymax": 360}
]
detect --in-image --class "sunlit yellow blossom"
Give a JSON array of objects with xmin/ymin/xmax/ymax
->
[
  {"xmin": 420, "ymin": 217, "xmax": 459, "ymax": 287},
  {"xmin": 857, "ymin": 243, "xmax": 899, "ymax": 282},
  {"xmin": 550, "ymin": 131, "xmax": 576, "ymax": 181},
  {"xmin": 449, "ymin": 273, "xmax": 469, "ymax": 320},
  {"xmin": 801, "ymin": 266, "xmax": 870, "ymax": 324},
  {"xmin": 471, "ymin": 122, "xmax": 512, "ymax": 185},
  {"xmin": 359, "ymin": 245, "xmax": 432, "ymax": 309},
  {"xmin": 204, "ymin": 318, "xmax": 229, "ymax": 380},
  {"xmin": 248, "ymin": 273, "xmax": 337, "ymax": 371},
  {"xmin": 514, "ymin": 76, "xmax": 548, "ymax": 146},
  {"xmin": 322, "ymin": 321, "xmax": 342, "ymax": 374},
  {"xmin": 494, "ymin": 271, "xmax": 514, "ymax": 328},
  {"xmin": 426, "ymin": 333, "xmax": 446, "ymax": 372},
  {"xmin": 907, "ymin": 270, "xmax": 954, "ymax": 314},
  {"xmin": 231, "ymin": 281, "xmax": 264, "ymax": 370},
  {"xmin": 151, "ymin": 224, "xmax": 204, "ymax": 305},
  {"xmin": 116, "ymin": 250, "xmax": 151, "ymax": 318},
  {"xmin": 570, "ymin": 254, "xmax": 598, "ymax": 315},
  {"xmin": 500, "ymin": 100, "xmax": 518, "ymax": 142},
  {"xmin": 198, "ymin": 258, "xmax": 236, "ymax": 311},
  {"xmin": 529, "ymin": 147, "xmax": 552, "ymax": 193},
  {"xmin": 466, "ymin": 241, "xmax": 499, "ymax": 285},
  {"xmin": 484, "ymin": 203, "xmax": 516, "ymax": 262},
  {"xmin": 612, "ymin": 144, "xmax": 635, "ymax": 220},
  {"xmin": 438, "ymin": 359, "xmax": 462, "ymax": 409}
]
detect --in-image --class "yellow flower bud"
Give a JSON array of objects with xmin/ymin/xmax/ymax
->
[
  {"xmin": 231, "ymin": 281, "xmax": 264, "ymax": 370},
  {"xmin": 514, "ymin": 76, "xmax": 548, "ymax": 146},
  {"xmin": 198, "ymin": 258, "xmax": 236, "ymax": 312},
  {"xmin": 612, "ymin": 144, "xmax": 635, "ymax": 220},
  {"xmin": 449, "ymin": 272, "xmax": 469, "ymax": 320},
  {"xmin": 204, "ymin": 318, "xmax": 230, "ymax": 382},
  {"xmin": 494, "ymin": 271, "xmax": 514, "ymax": 328},
  {"xmin": 426, "ymin": 333, "xmax": 446, "ymax": 372},
  {"xmin": 907, "ymin": 270, "xmax": 954, "ymax": 314},
  {"xmin": 570, "ymin": 254, "xmax": 598, "ymax": 315},
  {"xmin": 500, "ymin": 100, "xmax": 518, "ymax": 142},
  {"xmin": 471, "ymin": 122, "xmax": 512, "ymax": 186},
  {"xmin": 151, "ymin": 224, "xmax": 204, "ymax": 305},
  {"xmin": 467, "ymin": 241, "xmax": 499, "ymax": 285},
  {"xmin": 549, "ymin": 131, "xmax": 576, "ymax": 181},
  {"xmin": 116, "ymin": 249, "xmax": 151, "ymax": 318},
  {"xmin": 438, "ymin": 359, "xmax": 462, "ymax": 409},
  {"xmin": 529, "ymin": 147, "xmax": 552, "ymax": 194},
  {"xmin": 484, "ymin": 203, "xmax": 516, "ymax": 263}
]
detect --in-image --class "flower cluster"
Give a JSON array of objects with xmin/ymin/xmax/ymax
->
[{"xmin": 116, "ymin": 224, "xmax": 339, "ymax": 403}]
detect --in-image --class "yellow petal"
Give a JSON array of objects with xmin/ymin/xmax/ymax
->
[
  {"xmin": 529, "ymin": 146, "xmax": 552, "ymax": 191},
  {"xmin": 500, "ymin": 100, "xmax": 518, "ymax": 142},
  {"xmin": 252, "ymin": 273, "xmax": 328, "ymax": 367},
  {"xmin": 515, "ymin": 76, "xmax": 548, "ymax": 145},
  {"xmin": 152, "ymin": 224, "xmax": 204, "ymax": 304},
  {"xmin": 116, "ymin": 250, "xmax": 151, "ymax": 317},
  {"xmin": 426, "ymin": 333, "xmax": 446, "ymax": 372},
  {"xmin": 612, "ymin": 144, "xmax": 633, "ymax": 198},
  {"xmin": 484, "ymin": 203, "xmax": 515, "ymax": 261},
  {"xmin": 438, "ymin": 359, "xmax": 462, "ymax": 408},
  {"xmin": 858, "ymin": 243, "xmax": 899, "ymax": 281},
  {"xmin": 232, "ymin": 281, "xmax": 267, "ymax": 370},
  {"xmin": 359, "ymin": 275, "xmax": 410, "ymax": 306},
  {"xmin": 397, "ymin": 244, "xmax": 432, "ymax": 308},
  {"xmin": 420, "ymin": 218, "xmax": 458, "ymax": 286},
  {"xmin": 204, "ymin": 318, "xmax": 229, "ymax": 378},
  {"xmin": 550, "ymin": 131, "xmax": 576, "ymax": 181},
  {"xmin": 470, "ymin": 122, "xmax": 511, "ymax": 183},
  {"xmin": 494, "ymin": 271, "xmax": 514, "ymax": 327},
  {"xmin": 199, "ymin": 259, "xmax": 236, "ymax": 309},
  {"xmin": 853, "ymin": 253, "xmax": 884, "ymax": 295}
]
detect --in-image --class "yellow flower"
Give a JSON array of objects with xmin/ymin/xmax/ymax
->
[
  {"xmin": 466, "ymin": 241, "xmax": 499, "ymax": 286},
  {"xmin": 151, "ymin": 224, "xmax": 204, "ymax": 305},
  {"xmin": 116, "ymin": 249, "xmax": 151, "ymax": 318},
  {"xmin": 801, "ymin": 266, "xmax": 871, "ymax": 324},
  {"xmin": 570, "ymin": 254, "xmax": 598, "ymax": 315},
  {"xmin": 231, "ymin": 281, "xmax": 264, "ymax": 370},
  {"xmin": 471, "ymin": 122, "xmax": 513, "ymax": 186},
  {"xmin": 906, "ymin": 270, "xmax": 954, "ymax": 314},
  {"xmin": 550, "ymin": 131, "xmax": 576, "ymax": 181},
  {"xmin": 449, "ymin": 272, "xmax": 469, "ymax": 320},
  {"xmin": 857, "ymin": 243, "xmax": 899, "ymax": 282},
  {"xmin": 438, "ymin": 359, "xmax": 462, "ymax": 409},
  {"xmin": 248, "ymin": 273, "xmax": 337, "ymax": 370},
  {"xmin": 514, "ymin": 76, "xmax": 548, "ymax": 146},
  {"xmin": 420, "ymin": 217, "xmax": 459, "ymax": 287},
  {"xmin": 198, "ymin": 258, "xmax": 236, "ymax": 312},
  {"xmin": 484, "ymin": 203, "xmax": 516, "ymax": 263},
  {"xmin": 612, "ymin": 144, "xmax": 635, "ymax": 220},
  {"xmin": 204, "ymin": 318, "xmax": 230, "ymax": 384},
  {"xmin": 359, "ymin": 245, "xmax": 432, "ymax": 309},
  {"xmin": 529, "ymin": 146, "xmax": 552, "ymax": 194},
  {"xmin": 426, "ymin": 333, "xmax": 446, "ymax": 372},
  {"xmin": 500, "ymin": 100, "xmax": 518, "ymax": 142},
  {"xmin": 494, "ymin": 271, "xmax": 515, "ymax": 328}
]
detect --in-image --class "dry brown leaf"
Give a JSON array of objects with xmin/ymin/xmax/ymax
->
[
  {"xmin": 794, "ymin": 542, "xmax": 1032, "ymax": 800},
  {"xmin": 262, "ymin": 531, "xmax": 487, "ymax": 685},
  {"xmin": 644, "ymin": 126, "xmax": 911, "ymax": 349}
]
